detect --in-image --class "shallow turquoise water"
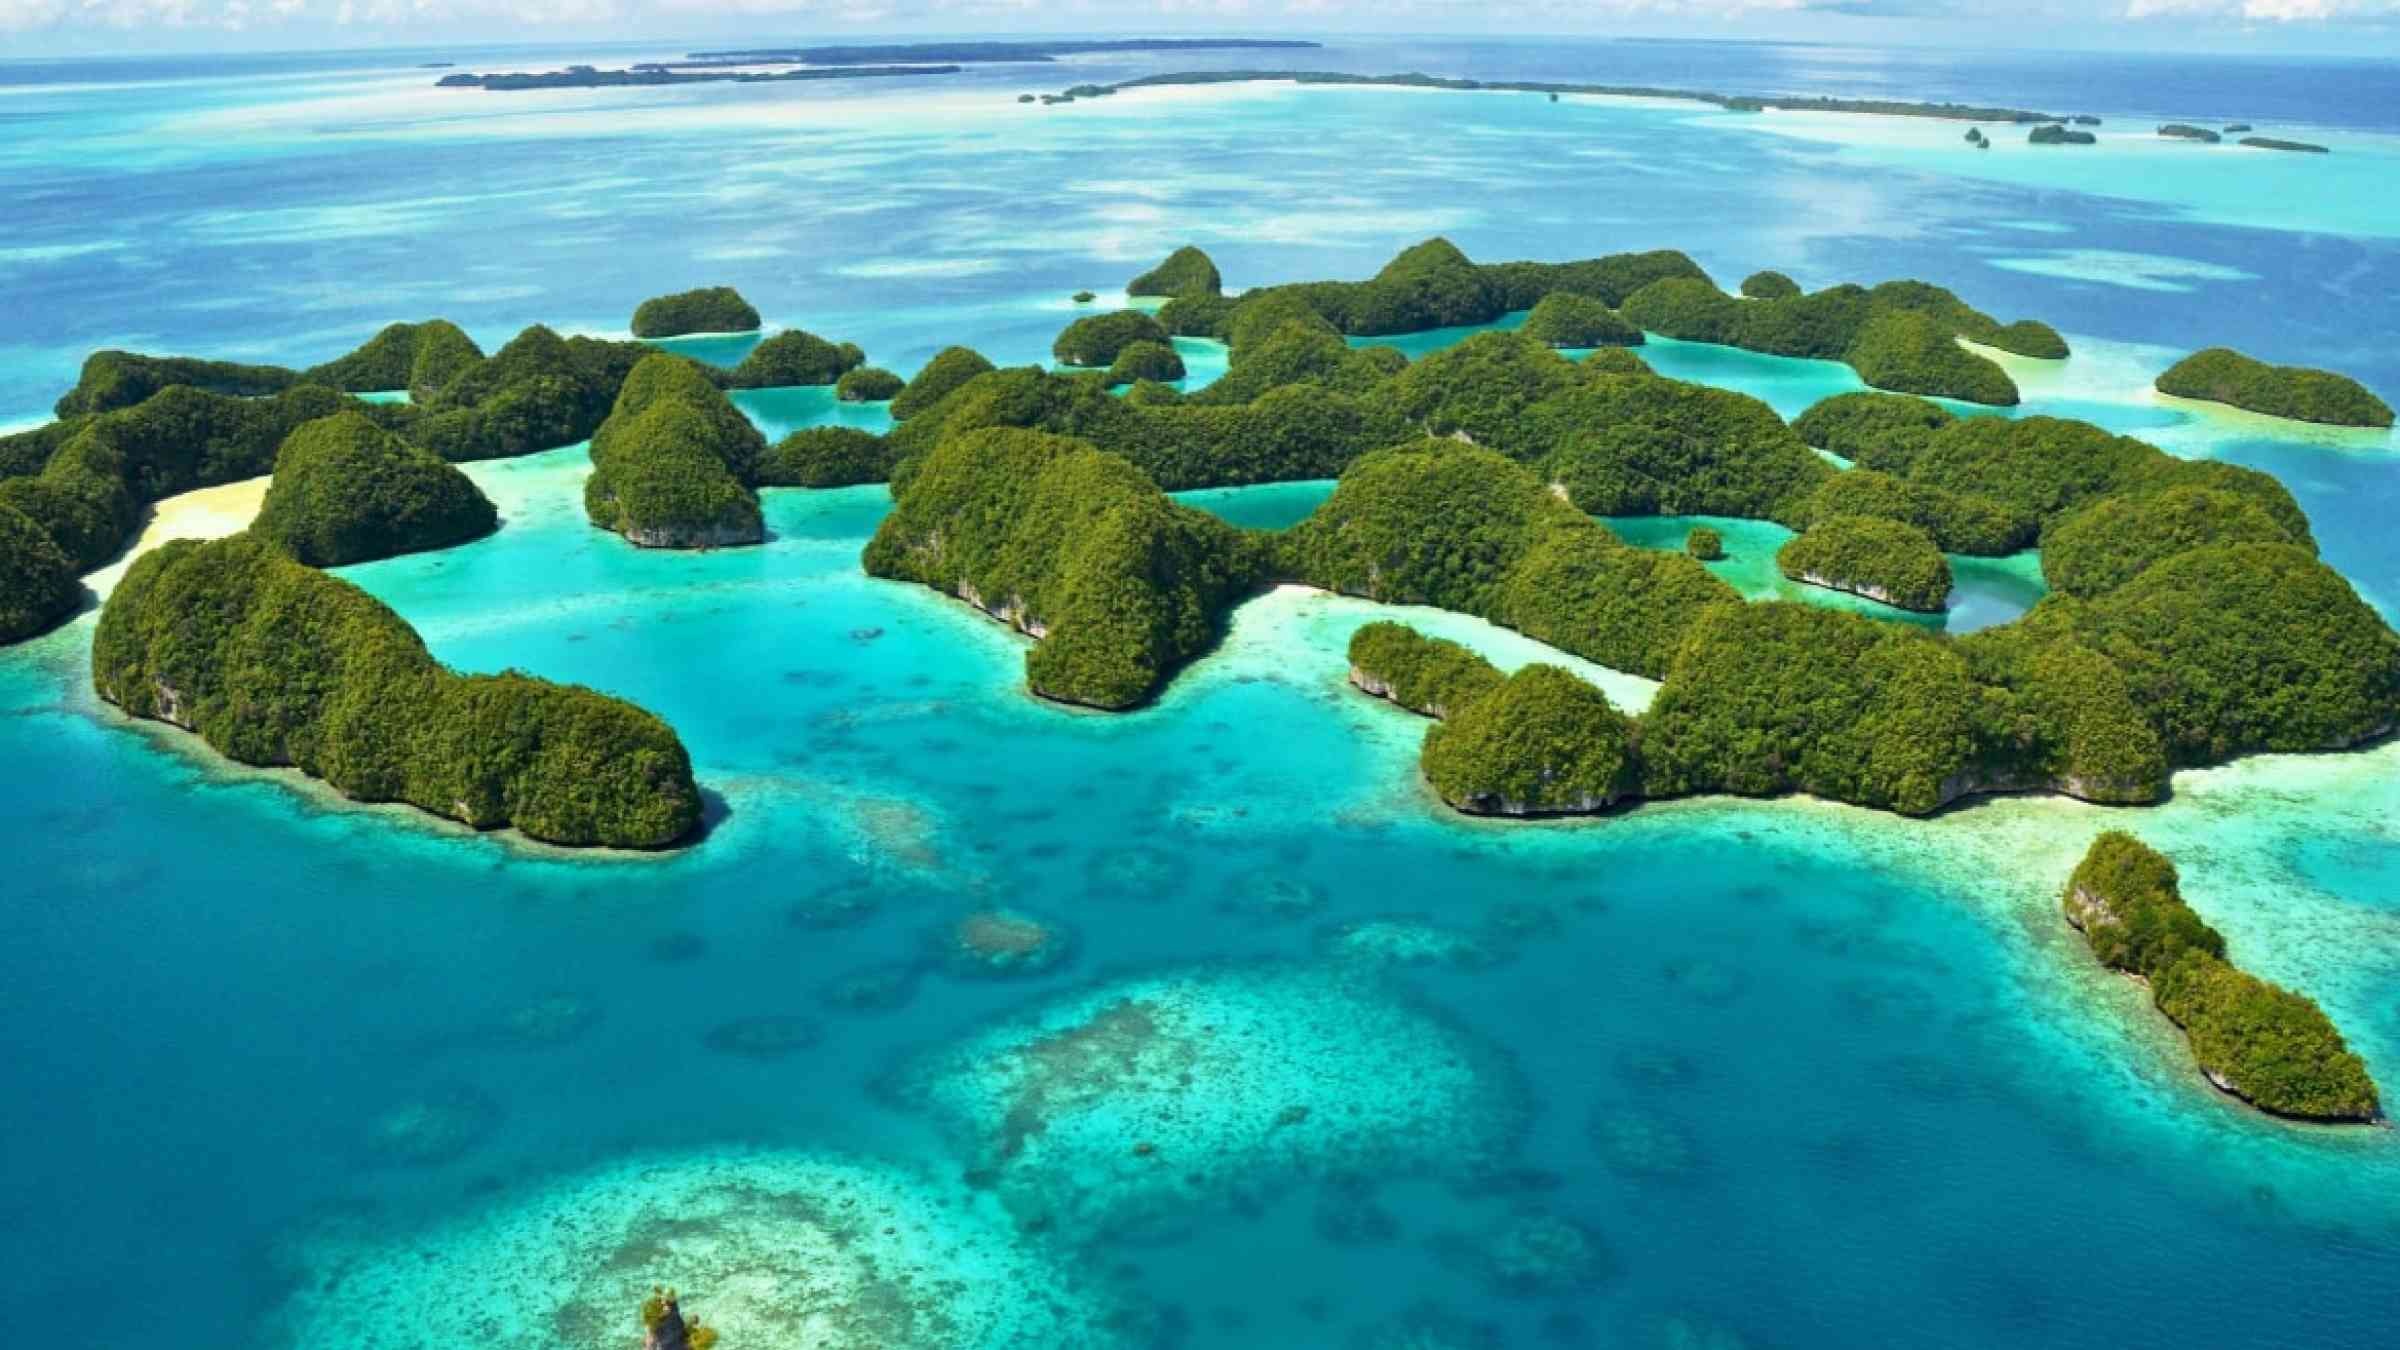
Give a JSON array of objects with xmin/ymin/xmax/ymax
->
[
  {"xmin": 3, "ymin": 38, "xmax": 2400, "ymax": 1350},
  {"xmin": 1604, "ymin": 514, "xmax": 2049, "ymax": 633}
]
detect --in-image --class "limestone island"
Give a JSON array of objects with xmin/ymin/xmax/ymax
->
[
  {"xmin": 1775, "ymin": 514, "xmax": 1952, "ymax": 612},
  {"xmin": 2065, "ymin": 833, "xmax": 2379, "ymax": 1122},
  {"xmin": 845, "ymin": 241, "xmax": 2395, "ymax": 821},
  {"xmin": 631, "ymin": 286, "xmax": 761, "ymax": 339},
  {"xmin": 251, "ymin": 410, "xmax": 498, "ymax": 566},
  {"xmin": 585, "ymin": 354, "xmax": 768, "ymax": 548},
  {"xmin": 2155, "ymin": 346, "xmax": 2393, "ymax": 428},
  {"xmin": 2240, "ymin": 136, "xmax": 2330, "ymax": 153},
  {"xmin": 2028, "ymin": 124, "xmax": 2097, "ymax": 145},
  {"xmin": 94, "ymin": 534, "xmax": 702, "ymax": 849}
]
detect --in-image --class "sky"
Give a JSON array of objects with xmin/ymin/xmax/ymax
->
[{"xmin": 2, "ymin": 0, "xmax": 2398, "ymax": 56}]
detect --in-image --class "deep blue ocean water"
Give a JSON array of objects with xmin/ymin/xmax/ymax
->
[{"xmin": 3, "ymin": 35, "xmax": 2399, "ymax": 1350}]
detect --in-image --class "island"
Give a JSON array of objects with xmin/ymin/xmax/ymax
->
[
  {"xmin": 0, "ymin": 500, "xmax": 79, "ymax": 643},
  {"xmin": 2065, "ymin": 833, "xmax": 2378, "ymax": 1122},
  {"xmin": 2154, "ymin": 346, "xmax": 2393, "ymax": 427},
  {"xmin": 1522, "ymin": 292, "xmax": 1643, "ymax": 348},
  {"xmin": 631, "ymin": 286, "xmax": 761, "ymax": 339},
  {"xmin": 2158, "ymin": 123, "xmax": 2221, "ymax": 143},
  {"xmin": 585, "ymin": 354, "xmax": 767, "ymax": 549},
  {"xmin": 1128, "ymin": 245, "xmax": 1224, "ymax": 298},
  {"xmin": 2240, "ymin": 136, "xmax": 2330, "ymax": 153},
  {"xmin": 1105, "ymin": 341, "xmax": 1186, "ymax": 386},
  {"xmin": 93, "ymin": 534, "xmax": 702, "ymax": 848},
  {"xmin": 1776, "ymin": 514, "xmax": 1952, "ymax": 611},
  {"xmin": 684, "ymin": 39, "xmax": 1320, "ymax": 65},
  {"xmin": 723, "ymin": 329, "xmax": 867, "ymax": 389},
  {"xmin": 2028, "ymin": 124, "xmax": 2097, "ymax": 145},
  {"xmin": 8, "ymin": 242, "xmax": 2394, "ymax": 850},
  {"xmin": 251, "ymin": 410, "xmax": 499, "ymax": 566},
  {"xmin": 437, "ymin": 63, "xmax": 962, "ymax": 91},
  {"xmin": 890, "ymin": 346, "xmax": 996, "ymax": 420},
  {"xmin": 1047, "ymin": 69, "xmax": 2079, "ymax": 125},
  {"xmin": 1685, "ymin": 526, "xmax": 1722, "ymax": 560},
  {"xmin": 1739, "ymin": 270, "xmax": 1801, "ymax": 300},
  {"xmin": 834, "ymin": 366, "xmax": 905, "ymax": 402},
  {"xmin": 1052, "ymin": 309, "xmax": 1173, "ymax": 368}
]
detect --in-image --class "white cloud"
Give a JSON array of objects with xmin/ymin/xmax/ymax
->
[{"xmin": 2125, "ymin": 0, "xmax": 2399, "ymax": 17}]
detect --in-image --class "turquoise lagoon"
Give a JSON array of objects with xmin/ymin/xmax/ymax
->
[{"xmin": 4, "ymin": 37, "xmax": 2400, "ymax": 1350}]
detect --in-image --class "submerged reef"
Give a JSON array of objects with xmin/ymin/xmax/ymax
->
[
  {"xmin": 252, "ymin": 410, "xmax": 498, "ymax": 566},
  {"xmin": 268, "ymin": 1150, "xmax": 1136, "ymax": 1347},
  {"xmin": 631, "ymin": 286, "xmax": 762, "ymax": 339},
  {"xmin": 896, "ymin": 965, "xmax": 1527, "ymax": 1237},
  {"xmin": 941, "ymin": 908, "xmax": 1073, "ymax": 977},
  {"xmin": 2064, "ymin": 833, "xmax": 2378, "ymax": 1121},
  {"xmin": 2154, "ymin": 346, "xmax": 2393, "ymax": 427},
  {"xmin": 93, "ymin": 534, "xmax": 702, "ymax": 848}
]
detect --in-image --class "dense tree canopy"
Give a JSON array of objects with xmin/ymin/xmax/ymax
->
[
  {"xmin": 584, "ymin": 354, "xmax": 767, "ymax": 548},
  {"xmin": 863, "ymin": 427, "xmax": 1269, "ymax": 708},
  {"xmin": 1522, "ymin": 292, "xmax": 1643, "ymax": 349},
  {"xmin": 2154, "ymin": 347, "xmax": 2393, "ymax": 428},
  {"xmin": 1346, "ymin": 621, "xmax": 1502, "ymax": 719},
  {"xmin": 1776, "ymin": 514, "xmax": 1954, "ymax": 612},
  {"xmin": 1053, "ymin": 310, "xmax": 1172, "ymax": 367},
  {"xmin": 303, "ymin": 320, "xmax": 484, "ymax": 399},
  {"xmin": 890, "ymin": 346, "xmax": 997, "ymax": 420},
  {"xmin": 630, "ymin": 286, "xmax": 762, "ymax": 339},
  {"xmin": 2065, "ymin": 832, "xmax": 2377, "ymax": 1121},
  {"xmin": 93, "ymin": 534, "xmax": 701, "ymax": 848},
  {"xmin": 2039, "ymin": 485, "xmax": 2298, "ymax": 598},
  {"xmin": 755, "ymin": 426, "xmax": 895, "ymax": 488},
  {"xmin": 0, "ymin": 502, "xmax": 79, "ymax": 643},
  {"xmin": 723, "ymin": 330, "xmax": 867, "ymax": 389},
  {"xmin": 1105, "ymin": 341, "xmax": 1187, "ymax": 387},
  {"xmin": 835, "ymin": 366, "xmax": 905, "ymax": 402},
  {"xmin": 253, "ymin": 411, "xmax": 499, "ymax": 566},
  {"xmin": 1126, "ymin": 245, "xmax": 1224, "ymax": 298},
  {"xmin": 1422, "ymin": 664, "xmax": 1638, "ymax": 815}
]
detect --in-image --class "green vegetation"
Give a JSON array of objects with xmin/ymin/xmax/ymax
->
[
  {"xmin": 0, "ymin": 502, "xmax": 79, "ymax": 643},
  {"xmin": 252, "ymin": 411, "xmax": 499, "ymax": 566},
  {"xmin": 1105, "ymin": 341, "xmax": 1186, "ymax": 387},
  {"xmin": 584, "ymin": 354, "xmax": 766, "ymax": 548},
  {"xmin": 1053, "ymin": 310, "xmax": 1172, "ymax": 367},
  {"xmin": 1791, "ymin": 391, "xmax": 1956, "ymax": 470},
  {"xmin": 1619, "ymin": 275, "xmax": 2040, "ymax": 405},
  {"xmin": 1072, "ymin": 290, "xmax": 1096, "ymax": 304},
  {"xmin": 1422, "ymin": 664, "xmax": 1637, "ymax": 814},
  {"xmin": 1582, "ymin": 347, "xmax": 1650, "ymax": 376},
  {"xmin": 304, "ymin": 320, "xmax": 484, "ymax": 399},
  {"xmin": 862, "ymin": 427, "xmax": 1268, "ymax": 707},
  {"xmin": 1641, "ymin": 603, "xmax": 1980, "ymax": 815},
  {"xmin": 1776, "ymin": 514, "xmax": 1953, "ymax": 612},
  {"xmin": 1685, "ymin": 527, "xmax": 1722, "ymax": 560},
  {"xmin": 756, "ymin": 426, "xmax": 894, "ymax": 487},
  {"xmin": 1528, "ymin": 374, "xmax": 1834, "ymax": 522},
  {"xmin": 1847, "ymin": 310, "xmax": 2019, "ymax": 406},
  {"xmin": 1740, "ymin": 270, "xmax": 1801, "ymax": 300},
  {"xmin": 2040, "ymin": 485, "xmax": 2298, "ymax": 597},
  {"xmin": 405, "ymin": 324, "xmax": 625, "ymax": 462},
  {"xmin": 2065, "ymin": 833, "xmax": 2377, "ymax": 1121},
  {"xmin": 2154, "ymin": 347, "xmax": 2393, "ymax": 428},
  {"xmin": 630, "ymin": 286, "xmax": 762, "ymax": 339},
  {"xmin": 891, "ymin": 347, "xmax": 998, "ymax": 420},
  {"xmin": 2159, "ymin": 123, "xmax": 2221, "ymax": 143},
  {"xmin": 93, "ymin": 534, "xmax": 701, "ymax": 848},
  {"xmin": 2027, "ymin": 543, "xmax": 2400, "ymax": 764},
  {"xmin": 1955, "ymin": 625, "xmax": 2166, "ymax": 802},
  {"xmin": 722, "ymin": 329, "xmax": 866, "ymax": 389},
  {"xmin": 2239, "ymin": 137, "xmax": 2329, "ymax": 154},
  {"xmin": 1799, "ymin": 467, "xmax": 2033, "ymax": 556},
  {"xmin": 1127, "ymin": 245, "xmax": 1223, "ymax": 298},
  {"xmin": 1345, "ymin": 621, "xmax": 1502, "ymax": 718},
  {"xmin": 1522, "ymin": 293, "xmax": 1642, "ymax": 348},
  {"xmin": 2029, "ymin": 124, "xmax": 2096, "ymax": 145},
  {"xmin": 54, "ymin": 350, "xmax": 300, "ymax": 417},
  {"xmin": 835, "ymin": 366, "xmax": 905, "ymax": 402},
  {"xmin": 1288, "ymin": 441, "xmax": 1737, "ymax": 679}
]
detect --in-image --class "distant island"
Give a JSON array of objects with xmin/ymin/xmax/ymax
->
[
  {"xmin": 438, "ymin": 63, "xmax": 959, "ymax": 91},
  {"xmin": 1038, "ymin": 68, "xmax": 2085, "ymax": 124},
  {"xmin": 681, "ymin": 39, "xmax": 1321, "ymax": 65},
  {"xmin": 2156, "ymin": 347, "xmax": 2394, "ymax": 427},
  {"xmin": 439, "ymin": 39, "xmax": 1322, "ymax": 92},
  {"xmin": 2240, "ymin": 136, "xmax": 2330, "ymax": 154}
]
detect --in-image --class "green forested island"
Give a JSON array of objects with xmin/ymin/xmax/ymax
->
[
  {"xmin": 253, "ymin": 411, "xmax": 498, "ymax": 566},
  {"xmin": 6, "ymin": 239, "xmax": 2394, "ymax": 842},
  {"xmin": 94, "ymin": 534, "xmax": 701, "ymax": 848},
  {"xmin": 631, "ymin": 287, "xmax": 762, "ymax": 339},
  {"xmin": 1775, "ymin": 514, "xmax": 1953, "ymax": 611},
  {"xmin": 2154, "ymin": 347, "xmax": 2394, "ymax": 427},
  {"xmin": 2065, "ymin": 833, "xmax": 2378, "ymax": 1121}
]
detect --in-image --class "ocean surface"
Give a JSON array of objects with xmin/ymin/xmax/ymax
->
[{"xmin": 3, "ymin": 34, "xmax": 2399, "ymax": 1350}]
